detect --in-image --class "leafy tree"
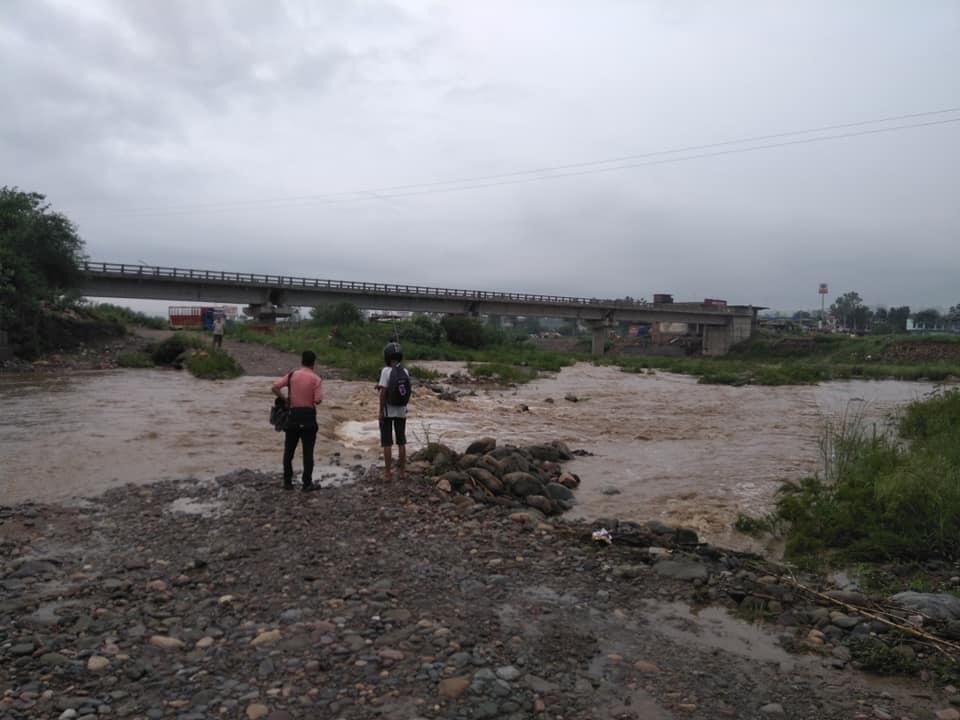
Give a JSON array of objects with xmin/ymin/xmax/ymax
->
[
  {"xmin": 948, "ymin": 304, "xmax": 960, "ymax": 320},
  {"xmin": 0, "ymin": 187, "xmax": 86, "ymax": 356},
  {"xmin": 887, "ymin": 306, "xmax": 910, "ymax": 333},
  {"xmin": 311, "ymin": 301, "xmax": 363, "ymax": 326},
  {"xmin": 793, "ymin": 310, "xmax": 812, "ymax": 320},
  {"xmin": 441, "ymin": 315, "xmax": 487, "ymax": 348},
  {"xmin": 913, "ymin": 308, "xmax": 943, "ymax": 329},
  {"xmin": 829, "ymin": 291, "xmax": 864, "ymax": 330},
  {"xmin": 402, "ymin": 315, "xmax": 445, "ymax": 346}
]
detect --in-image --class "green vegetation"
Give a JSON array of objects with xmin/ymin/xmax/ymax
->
[
  {"xmin": 774, "ymin": 389, "xmax": 960, "ymax": 565},
  {"xmin": 229, "ymin": 309, "xmax": 579, "ymax": 382},
  {"xmin": 85, "ymin": 302, "xmax": 166, "ymax": 330},
  {"xmin": 185, "ymin": 349, "xmax": 243, "ymax": 379},
  {"xmin": 117, "ymin": 351, "xmax": 153, "ymax": 368},
  {"xmin": 149, "ymin": 333, "xmax": 205, "ymax": 365},
  {"xmin": 847, "ymin": 637, "xmax": 919, "ymax": 675},
  {"xmin": 1, "ymin": 187, "xmax": 87, "ymax": 357},
  {"xmin": 607, "ymin": 332, "xmax": 960, "ymax": 386},
  {"xmin": 733, "ymin": 513, "xmax": 776, "ymax": 536}
]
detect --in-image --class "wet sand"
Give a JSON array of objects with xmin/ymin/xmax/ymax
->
[{"xmin": 0, "ymin": 364, "xmax": 935, "ymax": 549}]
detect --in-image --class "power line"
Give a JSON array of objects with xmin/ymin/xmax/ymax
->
[{"xmin": 114, "ymin": 108, "xmax": 960, "ymax": 217}]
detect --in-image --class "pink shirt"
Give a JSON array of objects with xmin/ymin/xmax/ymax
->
[{"xmin": 272, "ymin": 367, "xmax": 323, "ymax": 408}]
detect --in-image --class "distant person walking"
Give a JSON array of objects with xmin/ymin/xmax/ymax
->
[
  {"xmin": 272, "ymin": 351, "xmax": 323, "ymax": 491},
  {"xmin": 212, "ymin": 314, "xmax": 225, "ymax": 349},
  {"xmin": 376, "ymin": 342, "xmax": 412, "ymax": 482}
]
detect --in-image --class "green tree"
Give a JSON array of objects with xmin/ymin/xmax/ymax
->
[
  {"xmin": 441, "ymin": 315, "xmax": 487, "ymax": 348},
  {"xmin": 311, "ymin": 301, "xmax": 363, "ymax": 326},
  {"xmin": 830, "ymin": 291, "xmax": 864, "ymax": 331},
  {"xmin": 0, "ymin": 187, "xmax": 86, "ymax": 356},
  {"xmin": 913, "ymin": 308, "xmax": 943, "ymax": 329},
  {"xmin": 888, "ymin": 306, "xmax": 911, "ymax": 333}
]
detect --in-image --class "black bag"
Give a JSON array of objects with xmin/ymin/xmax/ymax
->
[
  {"xmin": 270, "ymin": 371, "xmax": 293, "ymax": 431},
  {"xmin": 386, "ymin": 365, "xmax": 412, "ymax": 406}
]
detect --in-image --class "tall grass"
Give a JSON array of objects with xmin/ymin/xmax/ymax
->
[
  {"xmin": 775, "ymin": 389, "xmax": 960, "ymax": 564},
  {"xmin": 229, "ymin": 316, "xmax": 580, "ymax": 383}
]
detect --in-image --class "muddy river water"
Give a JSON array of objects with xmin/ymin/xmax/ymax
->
[{"xmin": 0, "ymin": 364, "xmax": 938, "ymax": 551}]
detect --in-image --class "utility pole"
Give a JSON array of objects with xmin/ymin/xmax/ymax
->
[{"xmin": 818, "ymin": 283, "xmax": 829, "ymax": 330}]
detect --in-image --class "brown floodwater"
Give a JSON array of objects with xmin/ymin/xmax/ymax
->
[{"xmin": 0, "ymin": 365, "xmax": 938, "ymax": 551}]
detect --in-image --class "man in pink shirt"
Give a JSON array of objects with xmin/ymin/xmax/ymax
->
[{"xmin": 271, "ymin": 350, "xmax": 324, "ymax": 491}]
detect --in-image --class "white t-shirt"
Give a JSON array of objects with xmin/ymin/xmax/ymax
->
[
  {"xmin": 377, "ymin": 365, "xmax": 411, "ymax": 418},
  {"xmin": 212, "ymin": 318, "xmax": 225, "ymax": 335}
]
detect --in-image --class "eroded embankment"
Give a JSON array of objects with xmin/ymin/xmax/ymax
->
[{"xmin": 0, "ymin": 467, "xmax": 951, "ymax": 720}]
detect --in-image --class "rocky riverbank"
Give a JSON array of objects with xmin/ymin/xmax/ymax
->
[{"xmin": 2, "ymin": 459, "xmax": 958, "ymax": 720}]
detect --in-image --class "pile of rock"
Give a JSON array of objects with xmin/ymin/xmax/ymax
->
[{"xmin": 411, "ymin": 437, "xmax": 580, "ymax": 516}]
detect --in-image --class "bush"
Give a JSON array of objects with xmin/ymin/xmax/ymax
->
[
  {"xmin": 87, "ymin": 303, "xmax": 166, "ymax": 330},
  {"xmin": 441, "ymin": 315, "xmax": 487, "ymax": 348},
  {"xmin": 149, "ymin": 333, "xmax": 204, "ymax": 365},
  {"xmin": 775, "ymin": 389, "xmax": 960, "ymax": 564},
  {"xmin": 186, "ymin": 349, "xmax": 243, "ymax": 379},
  {"xmin": 311, "ymin": 302, "xmax": 364, "ymax": 326},
  {"xmin": 117, "ymin": 351, "xmax": 153, "ymax": 368},
  {"xmin": 402, "ymin": 315, "xmax": 446, "ymax": 346}
]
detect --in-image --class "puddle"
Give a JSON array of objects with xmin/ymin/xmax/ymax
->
[
  {"xmin": 642, "ymin": 600, "xmax": 800, "ymax": 670},
  {"xmin": 168, "ymin": 497, "xmax": 226, "ymax": 517}
]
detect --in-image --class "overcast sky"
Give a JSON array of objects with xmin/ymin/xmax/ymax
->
[{"xmin": 3, "ymin": 0, "xmax": 959, "ymax": 312}]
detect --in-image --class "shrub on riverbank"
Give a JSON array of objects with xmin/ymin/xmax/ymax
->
[
  {"xmin": 117, "ymin": 351, "xmax": 153, "ymax": 368},
  {"xmin": 774, "ymin": 389, "xmax": 960, "ymax": 564},
  {"xmin": 149, "ymin": 333, "xmax": 205, "ymax": 365},
  {"xmin": 186, "ymin": 349, "xmax": 243, "ymax": 379},
  {"xmin": 230, "ymin": 314, "xmax": 577, "ymax": 383},
  {"xmin": 86, "ymin": 302, "xmax": 167, "ymax": 330}
]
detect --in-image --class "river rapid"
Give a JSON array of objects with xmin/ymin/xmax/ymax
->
[{"xmin": 0, "ymin": 364, "xmax": 937, "ymax": 552}]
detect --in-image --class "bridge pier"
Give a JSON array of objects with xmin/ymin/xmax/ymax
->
[{"xmin": 589, "ymin": 321, "xmax": 611, "ymax": 356}]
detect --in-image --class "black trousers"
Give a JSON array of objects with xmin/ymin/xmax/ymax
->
[{"xmin": 283, "ymin": 408, "xmax": 318, "ymax": 485}]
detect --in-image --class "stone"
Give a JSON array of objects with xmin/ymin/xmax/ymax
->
[
  {"xmin": 935, "ymin": 710, "xmax": 960, "ymax": 720},
  {"xmin": 525, "ymin": 495, "xmax": 555, "ymax": 515},
  {"xmin": 829, "ymin": 612, "xmax": 860, "ymax": 629},
  {"xmin": 10, "ymin": 642, "xmax": 36, "ymax": 656},
  {"xmin": 379, "ymin": 648, "xmax": 404, "ymax": 661},
  {"xmin": 438, "ymin": 677, "xmax": 470, "ymax": 699},
  {"xmin": 59, "ymin": 711, "xmax": 78, "ymax": 720},
  {"xmin": 526, "ymin": 444, "xmax": 563, "ymax": 461},
  {"xmin": 509, "ymin": 512, "xmax": 536, "ymax": 525},
  {"xmin": 145, "ymin": 579, "xmax": 167, "ymax": 592},
  {"xmin": 383, "ymin": 608, "xmax": 411, "ymax": 622},
  {"xmin": 634, "ymin": 660, "xmax": 661, "ymax": 674},
  {"xmin": 760, "ymin": 703, "xmax": 785, "ymax": 715},
  {"xmin": 246, "ymin": 703, "xmax": 269, "ymax": 720},
  {"xmin": 195, "ymin": 636, "xmax": 214, "ymax": 649},
  {"xmin": 891, "ymin": 592, "xmax": 960, "ymax": 622},
  {"xmin": 250, "ymin": 629, "xmax": 282, "ymax": 646},
  {"xmin": 544, "ymin": 482, "xmax": 574, "ymax": 502},
  {"xmin": 496, "ymin": 665, "xmax": 521, "ymax": 681},
  {"xmin": 148, "ymin": 635, "xmax": 184, "ymax": 650},
  {"xmin": 466, "ymin": 467, "xmax": 503, "ymax": 494},
  {"xmin": 564, "ymin": 393, "xmax": 579, "ymax": 402},
  {"xmin": 439, "ymin": 471, "xmax": 470, "ymax": 491},
  {"xmin": 652, "ymin": 559, "xmax": 709, "ymax": 581},
  {"xmin": 466, "ymin": 437, "xmax": 496, "ymax": 455},
  {"xmin": 40, "ymin": 652, "xmax": 71, "ymax": 666},
  {"xmin": 87, "ymin": 655, "xmax": 110, "ymax": 673},
  {"xmin": 503, "ymin": 472, "xmax": 545, "ymax": 498}
]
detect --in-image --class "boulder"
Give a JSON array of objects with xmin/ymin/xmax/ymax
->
[
  {"xmin": 503, "ymin": 472, "xmax": 546, "ymax": 498},
  {"xmin": 891, "ymin": 592, "xmax": 960, "ymax": 622},
  {"xmin": 466, "ymin": 467, "xmax": 503, "ymax": 494},
  {"xmin": 499, "ymin": 452, "xmax": 531, "ymax": 475},
  {"xmin": 476, "ymin": 455, "xmax": 505, "ymax": 478},
  {"xmin": 525, "ymin": 495, "xmax": 556, "ymax": 515},
  {"xmin": 439, "ymin": 471, "xmax": 470, "ymax": 491},
  {"xmin": 458, "ymin": 454, "xmax": 480, "ymax": 469},
  {"xmin": 544, "ymin": 482, "xmax": 574, "ymax": 502},
  {"xmin": 411, "ymin": 442, "xmax": 458, "ymax": 464},
  {"xmin": 526, "ymin": 444, "xmax": 564, "ymax": 462},
  {"xmin": 558, "ymin": 472, "xmax": 580, "ymax": 489},
  {"xmin": 489, "ymin": 445, "xmax": 527, "ymax": 461},
  {"xmin": 550, "ymin": 440, "xmax": 574, "ymax": 460},
  {"xmin": 465, "ymin": 438, "xmax": 496, "ymax": 455},
  {"xmin": 652, "ymin": 559, "xmax": 709, "ymax": 581}
]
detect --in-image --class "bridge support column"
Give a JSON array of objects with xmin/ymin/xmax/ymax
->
[
  {"xmin": 589, "ymin": 321, "xmax": 611, "ymax": 356},
  {"xmin": 702, "ymin": 324, "xmax": 732, "ymax": 356}
]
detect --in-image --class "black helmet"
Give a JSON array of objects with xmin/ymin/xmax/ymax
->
[{"xmin": 383, "ymin": 342, "xmax": 403, "ymax": 365}]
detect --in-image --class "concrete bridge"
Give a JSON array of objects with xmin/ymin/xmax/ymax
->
[{"xmin": 80, "ymin": 262, "xmax": 757, "ymax": 356}]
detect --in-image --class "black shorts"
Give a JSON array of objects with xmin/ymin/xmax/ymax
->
[{"xmin": 379, "ymin": 417, "xmax": 407, "ymax": 447}]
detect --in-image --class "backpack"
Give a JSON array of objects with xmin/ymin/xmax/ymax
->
[{"xmin": 386, "ymin": 365, "xmax": 412, "ymax": 406}]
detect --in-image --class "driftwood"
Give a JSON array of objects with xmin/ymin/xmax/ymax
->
[{"xmin": 785, "ymin": 574, "xmax": 960, "ymax": 661}]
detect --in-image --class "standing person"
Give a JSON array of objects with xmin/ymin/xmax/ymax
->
[
  {"xmin": 211, "ymin": 313, "xmax": 225, "ymax": 349},
  {"xmin": 376, "ymin": 342, "xmax": 412, "ymax": 482},
  {"xmin": 271, "ymin": 351, "xmax": 323, "ymax": 491}
]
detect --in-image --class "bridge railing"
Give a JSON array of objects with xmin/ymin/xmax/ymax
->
[{"xmin": 82, "ymin": 261, "xmax": 740, "ymax": 313}]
